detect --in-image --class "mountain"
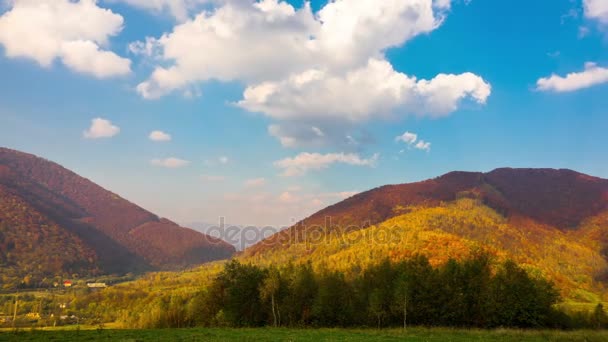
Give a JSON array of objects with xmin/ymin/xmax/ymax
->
[
  {"xmin": 0, "ymin": 147, "xmax": 235, "ymax": 288},
  {"xmin": 187, "ymin": 221, "xmax": 274, "ymax": 251},
  {"xmin": 244, "ymin": 168, "xmax": 608, "ymax": 302}
]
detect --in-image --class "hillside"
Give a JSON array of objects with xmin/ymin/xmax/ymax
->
[
  {"xmin": 244, "ymin": 168, "xmax": 608, "ymax": 301},
  {"xmin": 0, "ymin": 147, "xmax": 235, "ymax": 288},
  {"xmin": 248, "ymin": 168, "xmax": 608, "ymax": 254}
]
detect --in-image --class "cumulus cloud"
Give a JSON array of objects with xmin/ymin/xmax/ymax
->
[
  {"xmin": 239, "ymin": 59, "xmax": 490, "ymax": 122},
  {"xmin": 134, "ymin": 0, "xmax": 447, "ymax": 98},
  {"xmin": 151, "ymin": 157, "xmax": 191, "ymax": 168},
  {"xmin": 0, "ymin": 0, "xmax": 131, "ymax": 78},
  {"xmin": 395, "ymin": 130, "xmax": 432, "ymax": 152},
  {"xmin": 83, "ymin": 118, "xmax": 120, "ymax": 139},
  {"xmin": 536, "ymin": 62, "xmax": 608, "ymax": 92},
  {"xmin": 274, "ymin": 152, "xmax": 378, "ymax": 177},
  {"xmin": 244, "ymin": 178, "xmax": 266, "ymax": 187},
  {"xmin": 149, "ymin": 130, "xmax": 172, "ymax": 141},
  {"xmin": 584, "ymin": 0, "xmax": 608, "ymax": 24},
  {"xmin": 130, "ymin": 0, "xmax": 490, "ymax": 147}
]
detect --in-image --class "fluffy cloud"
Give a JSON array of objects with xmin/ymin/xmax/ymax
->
[
  {"xmin": 274, "ymin": 152, "xmax": 378, "ymax": 177},
  {"xmin": 244, "ymin": 178, "xmax": 266, "ymax": 187},
  {"xmin": 415, "ymin": 140, "xmax": 431, "ymax": 152},
  {"xmin": 395, "ymin": 131, "xmax": 431, "ymax": 151},
  {"xmin": 151, "ymin": 157, "xmax": 191, "ymax": 168},
  {"xmin": 0, "ymin": 0, "xmax": 131, "ymax": 78},
  {"xmin": 395, "ymin": 131, "xmax": 418, "ymax": 144},
  {"xmin": 83, "ymin": 118, "xmax": 120, "ymax": 139},
  {"xmin": 131, "ymin": 0, "xmax": 490, "ymax": 147},
  {"xmin": 149, "ymin": 130, "xmax": 172, "ymax": 141},
  {"xmin": 239, "ymin": 59, "xmax": 490, "ymax": 122},
  {"xmin": 584, "ymin": 0, "xmax": 608, "ymax": 24},
  {"xmin": 134, "ymin": 0, "xmax": 447, "ymax": 98},
  {"xmin": 536, "ymin": 62, "xmax": 608, "ymax": 92}
]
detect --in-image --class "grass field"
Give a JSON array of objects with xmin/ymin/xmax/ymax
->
[{"xmin": 1, "ymin": 327, "xmax": 607, "ymax": 342}]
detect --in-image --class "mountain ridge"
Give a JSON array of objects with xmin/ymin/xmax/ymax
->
[
  {"xmin": 0, "ymin": 147, "xmax": 235, "ymax": 288},
  {"xmin": 246, "ymin": 167, "xmax": 608, "ymax": 258}
]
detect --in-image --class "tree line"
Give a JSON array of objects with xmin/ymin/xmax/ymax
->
[{"xmin": 132, "ymin": 253, "xmax": 602, "ymax": 329}]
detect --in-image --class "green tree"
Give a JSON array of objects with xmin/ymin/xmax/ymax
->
[
  {"xmin": 260, "ymin": 267, "xmax": 282, "ymax": 327},
  {"xmin": 313, "ymin": 271, "xmax": 354, "ymax": 326},
  {"xmin": 284, "ymin": 263, "xmax": 317, "ymax": 326},
  {"xmin": 592, "ymin": 303, "xmax": 607, "ymax": 329},
  {"xmin": 489, "ymin": 260, "xmax": 559, "ymax": 328},
  {"xmin": 210, "ymin": 260, "xmax": 266, "ymax": 326},
  {"xmin": 392, "ymin": 273, "xmax": 409, "ymax": 329}
]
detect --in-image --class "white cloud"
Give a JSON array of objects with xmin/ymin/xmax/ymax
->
[
  {"xmin": 239, "ymin": 60, "xmax": 489, "ymax": 142},
  {"xmin": 415, "ymin": 140, "xmax": 431, "ymax": 152},
  {"xmin": 219, "ymin": 156, "xmax": 229, "ymax": 164},
  {"xmin": 395, "ymin": 131, "xmax": 418, "ymax": 144},
  {"xmin": 0, "ymin": 0, "xmax": 131, "ymax": 78},
  {"xmin": 151, "ymin": 157, "xmax": 191, "ymax": 168},
  {"xmin": 244, "ymin": 178, "xmax": 266, "ymax": 187},
  {"xmin": 201, "ymin": 174, "xmax": 226, "ymax": 182},
  {"xmin": 395, "ymin": 130, "xmax": 431, "ymax": 152},
  {"xmin": 268, "ymin": 125, "xmax": 297, "ymax": 148},
  {"xmin": 83, "ymin": 118, "xmax": 120, "ymax": 139},
  {"xmin": 131, "ymin": 0, "xmax": 490, "ymax": 147},
  {"xmin": 275, "ymin": 152, "xmax": 378, "ymax": 177},
  {"xmin": 149, "ymin": 130, "xmax": 172, "ymax": 141},
  {"xmin": 584, "ymin": 0, "xmax": 608, "ymax": 24},
  {"xmin": 536, "ymin": 62, "xmax": 608, "ymax": 92},
  {"xmin": 311, "ymin": 126, "xmax": 324, "ymax": 137},
  {"xmin": 134, "ymin": 0, "xmax": 448, "ymax": 98}
]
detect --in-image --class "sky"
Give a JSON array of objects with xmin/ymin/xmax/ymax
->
[{"xmin": 0, "ymin": 0, "xmax": 607, "ymax": 228}]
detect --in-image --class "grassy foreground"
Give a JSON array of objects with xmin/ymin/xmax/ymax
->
[{"xmin": 1, "ymin": 327, "xmax": 608, "ymax": 342}]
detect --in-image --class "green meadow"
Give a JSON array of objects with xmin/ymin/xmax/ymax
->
[{"xmin": 1, "ymin": 328, "xmax": 608, "ymax": 342}]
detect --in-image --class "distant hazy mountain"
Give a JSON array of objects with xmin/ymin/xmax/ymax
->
[
  {"xmin": 0, "ymin": 147, "xmax": 235, "ymax": 288},
  {"xmin": 187, "ymin": 221, "xmax": 279, "ymax": 251}
]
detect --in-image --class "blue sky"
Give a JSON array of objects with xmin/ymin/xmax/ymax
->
[{"xmin": 0, "ymin": 0, "xmax": 607, "ymax": 226}]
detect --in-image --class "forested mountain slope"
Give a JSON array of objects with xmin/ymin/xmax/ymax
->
[
  {"xmin": 0, "ymin": 147, "xmax": 235, "ymax": 288},
  {"xmin": 244, "ymin": 168, "xmax": 608, "ymax": 301}
]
